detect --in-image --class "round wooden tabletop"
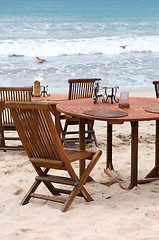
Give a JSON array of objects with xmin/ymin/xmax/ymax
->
[{"xmin": 56, "ymin": 97, "xmax": 159, "ymax": 122}]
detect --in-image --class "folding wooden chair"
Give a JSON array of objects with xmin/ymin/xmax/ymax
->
[
  {"xmin": 153, "ymin": 81, "xmax": 159, "ymax": 98},
  {"xmin": 0, "ymin": 87, "xmax": 33, "ymax": 151},
  {"xmin": 62, "ymin": 78, "xmax": 101, "ymax": 147},
  {"xmin": 6, "ymin": 101, "xmax": 102, "ymax": 212}
]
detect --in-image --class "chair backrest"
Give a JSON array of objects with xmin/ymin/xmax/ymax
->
[
  {"xmin": 153, "ymin": 81, "xmax": 159, "ymax": 98},
  {"xmin": 6, "ymin": 101, "xmax": 70, "ymax": 165},
  {"xmin": 0, "ymin": 87, "xmax": 33, "ymax": 125},
  {"xmin": 68, "ymin": 78, "xmax": 101, "ymax": 100}
]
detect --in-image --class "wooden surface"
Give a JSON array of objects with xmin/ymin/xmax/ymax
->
[
  {"xmin": 57, "ymin": 97, "xmax": 159, "ymax": 122},
  {"xmin": 6, "ymin": 101, "xmax": 102, "ymax": 212},
  {"xmin": 57, "ymin": 97, "xmax": 159, "ymax": 189},
  {"xmin": 32, "ymin": 93, "xmax": 68, "ymax": 105}
]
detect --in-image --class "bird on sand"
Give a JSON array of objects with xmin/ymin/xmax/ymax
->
[
  {"xmin": 36, "ymin": 56, "xmax": 47, "ymax": 64},
  {"xmin": 120, "ymin": 45, "xmax": 127, "ymax": 49}
]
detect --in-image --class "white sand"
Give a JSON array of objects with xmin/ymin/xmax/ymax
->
[{"xmin": 1, "ymin": 86, "xmax": 159, "ymax": 240}]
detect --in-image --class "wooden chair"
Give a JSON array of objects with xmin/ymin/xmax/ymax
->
[
  {"xmin": 153, "ymin": 81, "xmax": 159, "ymax": 98},
  {"xmin": 0, "ymin": 87, "xmax": 33, "ymax": 151},
  {"xmin": 6, "ymin": 101, "xmax": 102, "ymax": 212},
  {"xmin": 62, "ymin": 78, "xmax": 101, "ymax": 147}
]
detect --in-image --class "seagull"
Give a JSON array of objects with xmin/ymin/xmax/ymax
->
[
  {"xmin": 36, "ymin": 56, "xmax": 47, "ymax": 64},
  {"xmin": 120, "ymin": 45, "xmax": 127, "ymax": 49}
]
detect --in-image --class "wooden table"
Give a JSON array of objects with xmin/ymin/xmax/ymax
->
[
  {"xmin": 57, "ymin": 97, "xmax": 159, "ymax": 189},
  {"xmin": 32, "ymin": 93, "xmax": 68, "ymax": 136}
]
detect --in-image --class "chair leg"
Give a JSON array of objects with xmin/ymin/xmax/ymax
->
[
  {"xmin": 21, "ymin": 167, "xmax": 60, "ymax": 205},
  {"xmin": 62, "ymin": 118, "xmax": 69, "ymax": 147},
  {"xmin": 33, "ymin": 165, "xmax": 61, "ymax": 195},
  {"xmin": 63, "ymin": 118, "xmax": 69, "ymax": 133},
  {"xmin": 21, "ymin": 178, "xmax": 43, "ymax": 205},
  {"xmin": 0, "ymin": 130, "xmax": 6, "ymax": 151},
  {"xmin": 60, "ymin": 121, "xmax": 69, "ymax": 148},
  {"xmin": 61, "ymin": 150, "xmax": 102, "ymax": 212},
  {"xmin": 87, "ymin": 123, "xmax": 92, "ymax": 140},
  {"xmin": 87, "ymin": 122, "xmax": 98, "ymax": 147},
  {"xmin": 92, "ymin": 130, "xmax": 98, "ymax": 147}
]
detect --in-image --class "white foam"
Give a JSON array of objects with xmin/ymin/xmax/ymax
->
[{"xmin": 1, "ymin": 35, "xmax": 159, "ymax": 57}]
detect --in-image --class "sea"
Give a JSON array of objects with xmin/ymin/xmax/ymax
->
[{"xmin": 0, "ymin": 0, "xmax": 159, "ymax": 93}]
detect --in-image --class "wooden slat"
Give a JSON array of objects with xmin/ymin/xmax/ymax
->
[
  {"xmin": 30, "ymin": 158, "xmax": 66, "ymax": 170},
  {"xmin": 0, "ymin": 146, "xmax": 24, "ymax": 150},
  {"xmin": 35, "ymin": 174, "xmax": 78, "ymax": 186},
  {"xmin": 65, "ymin": 149, "xmax": 93, "ymax": 162},
  {"xmin": 55, "ymin": 188, "xmax": 83, "ymax": 197},
  {"xmin": 30, "ymin": 193, "xmax": 65, "ymax": 203},
  {"xmin": 0, "ymin": 137, "xmax": 20, "ymax": 140}
]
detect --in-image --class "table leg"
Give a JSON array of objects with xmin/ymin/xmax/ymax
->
[
  {"xmin": 146, "ymin": 120, "xmax": 159, "ymax": 178},
  {"xmin": 79, "ymin": 118, "xmax": 86, "ymax": 177},
  {"xmin": 128, "ymin": 121, "xmax": 138, "ymax": 189},
  {"xmin": 156, "ymin": 120, "xmax": 159, "ymax": 177},
  {"xmin": 106, "ymin": 122, "xmax": 114, "ymax": 170}
]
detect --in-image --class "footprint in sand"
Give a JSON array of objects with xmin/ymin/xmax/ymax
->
[
  {"xmin": 13, "ymin": 188, "xmax": 23, "ymax": 196},
  {"xmin": 20, "ymin": 228, "xmax": 33, "ymax": 233},
  {"xmin": 0, "ymin": 204, "xmax": 5, "ymax": 213},
  {"xmin": 145, "ymin": 210, "xmax": 159, "ymax": 220}
]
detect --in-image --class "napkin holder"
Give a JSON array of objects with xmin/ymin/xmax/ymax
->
[
  {"xmin": 119, "ymin": 102, "xmax": 130, "ymax": 108},
  {"xmin": 119, "ymin": 92, "xmax": 130, "ymax": 108},
  {"xmin": 34, "ymin": 80, "xmax": 41, "ymax": 97}
]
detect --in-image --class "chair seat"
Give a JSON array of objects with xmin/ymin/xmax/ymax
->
[
  {"xmin": 65, "ymin": 149, "xmax": 94, "ymax": 162},
  {"xmin": 30, "ymin": 149, "xmax": 94, "ymax": 168}
]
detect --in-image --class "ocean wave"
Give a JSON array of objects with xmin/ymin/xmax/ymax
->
[{"xmin": 0, "ymin": 36, "xmax": 159, "ymax": 57}]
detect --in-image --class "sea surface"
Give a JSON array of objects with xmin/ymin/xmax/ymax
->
[{"xmin": 0, "ymin": 0, "xmax": 159, "ymax": 93}]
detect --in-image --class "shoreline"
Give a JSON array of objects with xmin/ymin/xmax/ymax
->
[
  {"xmin": 53, "ymin": 83, "xmax": 156, "ymax": 97},
  {"xmin": 118, "ymin": 84, "xmax": 155, "ymax": 97}
]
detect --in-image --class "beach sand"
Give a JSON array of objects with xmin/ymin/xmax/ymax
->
[{"xmin": 1, "ymin": 86, "xmax": 159, "ymax": 240}]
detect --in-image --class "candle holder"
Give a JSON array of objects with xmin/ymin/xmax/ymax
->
[
  {"xmin": 102, "ymin": 86, "xmax": 119, "ymax": 104},
  {"xmin": 94, "ymin": 85, "xmax": 119, "ymax": 104},
  {"xmin": 40, "ymin": 85, "xmax": 50, "ymax": 97},
  {"xmin": 94, "ymin": 82, "xmax": 102, "ymax": 103}
]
